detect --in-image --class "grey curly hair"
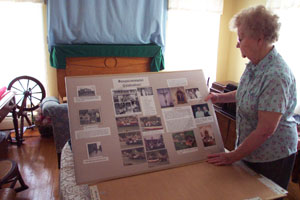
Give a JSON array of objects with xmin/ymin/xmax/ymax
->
[{"xmin": 229, "ymin": 5, "xmax": 281, "ymax": 44}]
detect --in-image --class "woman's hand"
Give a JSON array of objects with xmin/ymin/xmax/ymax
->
[
  {"xmin": 205, "ymin": 90, "xmax": 237, "ymax": 104},
  {"xmin": 206, "ymin": 151, "xmax": 239, "ymax": 166},
  {"xmin": 204, "ymin": 92, "xmax": 219, "ymax": 103}
]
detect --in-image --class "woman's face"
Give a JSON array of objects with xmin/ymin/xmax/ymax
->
[{"xmin": 236, "ymin": 26, "xmax": 259, "ymax": 64}]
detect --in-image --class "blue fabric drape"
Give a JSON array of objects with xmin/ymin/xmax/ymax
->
[{"xmin": 47, "ymin": 0, "xmax": 167, "ymax": 52}]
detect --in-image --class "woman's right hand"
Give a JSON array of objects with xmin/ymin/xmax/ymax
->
[{"xmin": 204, "ymin": 92, "xmax": 219, "ymax": 103}]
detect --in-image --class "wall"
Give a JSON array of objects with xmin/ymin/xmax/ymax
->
[
  {"xmin": 43, "ymin": 4, "xmax": 58, "ymax": 97},
  {"xmin": 216, "ymin": 0, "xmax": 266, "ymax": 83}
]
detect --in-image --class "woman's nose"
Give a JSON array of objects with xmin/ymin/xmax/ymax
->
[{"xmin": 236, "ymin": 42, "xmax": 240, "ymax": 48}]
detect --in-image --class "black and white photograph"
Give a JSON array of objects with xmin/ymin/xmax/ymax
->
[
  {"xmin": 146, "ymin": 149, "xmax": 169, "ymax": 168},
  {"xmin": 77, "ymin": 85, "xmax": 96, "ymax": 97},
  {"xmin": 185, "ymin": 88, "xmax": 201, "ymax": 100},
  {"xmin": 137, "ymin": 87, "xmax": 153, "ymax": 96},
  {"xmin": 113, "ymin": 89, "xmax": 141, "ymax": 115},
  {"xmin": 86, "ymin": 142, "xmax": 103, "ymax": 158},
  {"xmin": 139, "ymin": 116, "xmax": 163, "ymax": 132},
  {"xmin": 118, "ymin": 131, "xmax": 143, "ymax": 149},
  {"xmin": 121, "ymin": 147, "xmax": 146, "ymax": 166},
  {"xmin": 143, "ymin": 133, "xmax": 165, "ymax": 151},
  {"xmin": 199, "ymin": 125, "xmax": 216, "ymax": 147},
  {"xmin": 79, "ymin": 109, "xmax": 101, "ymax": 125},
  {"xmin": 192, "ymin": 103, "xmax": 211, "ymax": 118},
  {"xmin": 172, "ymin": 130, "xmax": 197, "ymax": 151},
  {"xmin": 170, "ymin": 87, "xmax": 187, "ymax": 105},
  {"xmin": 116, "ymin": 116, "xmax": 140, "ymax": 132},
  {"xmin": 157, "ymin": 88, "xmax": 174, "ymax": 108}
]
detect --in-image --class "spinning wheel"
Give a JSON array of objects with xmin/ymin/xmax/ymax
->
[
  {"xmin": 7, "ymin": 76, "xmax": 46, "ymax": 145},
  {"xmin": 7, "ymin": 76, "xmax": 45, "ymax": 112}
]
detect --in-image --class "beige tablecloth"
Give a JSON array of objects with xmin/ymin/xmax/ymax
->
[{"xmin": 60, "ymin": 142, "xmax": 91, "ymax": 200}]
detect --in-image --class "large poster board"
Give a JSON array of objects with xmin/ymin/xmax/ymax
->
[{"xmin": 66, "ymin": 70, "xmax": 225, "ymax": 184}]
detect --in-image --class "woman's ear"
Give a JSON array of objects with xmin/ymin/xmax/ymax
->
[{"xmin": 257, "ymin": 34, "xmax": 265, "ymax": 47}]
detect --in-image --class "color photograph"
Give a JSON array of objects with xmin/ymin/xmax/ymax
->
[
  {"xmin": 116, "ymin": 116, "xmax": 140, "ymax": 132},
  {"xmin": 170, "ymin": 87, "xmax": 187, "ymax": 105},
  {"xmin": 199, "ymin": 125, "xmax": 216, "ymax": 147},
  {"xmin": 192, "ymin": 103, "xmax": 211, "ymax": 118},
  {"xmin": 139, "ymin": 116, "xmax": 163, "ymax": 132},
  {"xmin": 143, "ymin": 134, "xmax": 165, "ymax": 151},
  {"xmin": 118, "ymin": 131, "xmax": 143, "ymax": 149},
  {"xmin": 172, "ymin": 130, "xmax": 197, "ymax": 151},
  {"xmin": 157, "ymin": 88, "xmax": 174, "ymax": 108},
  {"xmin": 146, "ymin": 149, "xmax": 169, "ymax": 168},
  {"xmin": 121, "ymin": 147, "xmax": 147, "ymax": 166}
]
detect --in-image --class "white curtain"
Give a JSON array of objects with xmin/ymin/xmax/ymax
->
[
  {"xmin": 0, "ymin": 2, "xmax": 47, "ymax": 93},
  {"xmin": 165, "ymin": 0, "xmax": 223, "ymax": 86},
  {"xmin": 266, "ymin": 0, "xmax": 300, "ymax": 114},
  {"xmin": 266, "ymin": 0, "xmax": 300, "ymax": 9},
  {"xmin": 0, "ymin": 0, "xmax": 45, "ymax": 3},
  {"xmin": 168, "ymin": 0, "xmax": 223, "ymax": 13}
]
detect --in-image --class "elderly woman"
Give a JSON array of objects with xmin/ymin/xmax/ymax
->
[{"xmin": 206, "ymin": 5, "xmax": 298, "ymax": 190}]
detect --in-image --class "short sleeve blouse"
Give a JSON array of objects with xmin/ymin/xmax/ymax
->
[{"xmin": 236, "ymin": 47, "xmax": 298, "ymax": 162}]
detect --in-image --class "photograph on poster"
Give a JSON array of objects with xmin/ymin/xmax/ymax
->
[
  {"xmin": 185, "ymin": 88, "xmax": 202, "ymax": 100},
  {"xmin": 146, "ymin": 149, "xmax": 169, "ymax": 168},
  {"xmin": 172, "ymin": 130, "xmax": 197, "ymax": 151},
  {"xmin": 143, "ymin": 133, "xmax": 165, "ymax": 151},
  {"xmin": 118, "ymin": 131, "xmax": 143, "ymax": 149},
  {"xmin": 170, "ymin": 87, "xmax": 188, "ymax": 105},
  {"xmin": 79, "ymin": 109, "xmax": 101, "ymax": 126},
  {"xmin": 112, "ymin": 89, "xmax": 141, "ymax": 115},
  {"xmin": 116, "ymin": 116, "xmax": 140, "ymax": 132},
  {"xmin": 199, "ymin": 125, "xmax": 216, "ymax": 147},
  {"xmin": 139, "ymin": 116, "xmax": 163, "ymax": 132},
  {"xmin": 192, "ymin": 103, "xmax": 211, "ymax": 118},
  {"xmin": 77, "ymin": 85, "xmax": 96, "ymax": 97},
  {"xmin": 86, "ymin": 142, "xmax": 103, "ymax": 158},
  {"xmin": 121, "ymin": 147, "xmax": 147, "ymax": 166},
  {"xmin": 137, "ymin": 87, "xmax": 153, "ymax": 96},
  {"xmin": 156, "ymin": 88, "xmax": 174, "ymax": 108}
]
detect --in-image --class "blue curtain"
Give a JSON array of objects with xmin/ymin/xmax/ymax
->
[{"xmin": 47, "ymin": 0, "xmax": 167, "ymax": 52}]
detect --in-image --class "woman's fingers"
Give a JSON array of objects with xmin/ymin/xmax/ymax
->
[
  {"xmin": 204, "ymin": 93, "xmax": 213, "ymax": 101},
  {"xmin": 206, "ymin": 152, "xmax": 232, "ymax": 166},
  {"xmin": 204, "ymin": 92, "xmax": 218, "ymax": 103}
]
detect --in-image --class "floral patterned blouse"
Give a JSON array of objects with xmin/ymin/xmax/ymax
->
[{"xmin": 236, "ymin": 47, "xmax": 298, "ymax": 162}]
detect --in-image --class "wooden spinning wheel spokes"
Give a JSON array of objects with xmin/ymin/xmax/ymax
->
[{"xmin": 7, "ymin": 76, "xmax": 46, "ymax": 112}]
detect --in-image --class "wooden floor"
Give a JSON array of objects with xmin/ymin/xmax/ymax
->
[
  {"xmin": 3, "ymin": 128, "xmax": 300, "ymax": 200},
  {"xmin": 6, "ymin": 128, "xmax": 59, "ymax": 200}
]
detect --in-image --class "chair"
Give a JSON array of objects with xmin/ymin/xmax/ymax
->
[
  {"xmin": 41, "ymin": 97, "xmax": 70, "ymax": 168},
  {"xmin": 0, "ymin": 159, "xmax": 28, "ymax": 193}
]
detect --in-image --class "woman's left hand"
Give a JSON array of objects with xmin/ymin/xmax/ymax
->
[{"xmin": 206, "ymin": 152, "xmax": 239, "ymax": 166}]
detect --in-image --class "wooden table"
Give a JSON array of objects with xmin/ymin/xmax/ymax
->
[
  {"xmin": 89, "ymin": 161, "xmax": 287, "ymax": 200},
  {"xmin": 0, "ymin": 91, "xmax": 21, "ymax": 146},
  {"xmin": 0, "ymin": 91, "xmax": 15, "ymax": 123}
]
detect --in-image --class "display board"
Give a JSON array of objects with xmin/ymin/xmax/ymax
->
[{"xmin": 66, "ymin": 70, "xmax": 225, "ymax": 184}]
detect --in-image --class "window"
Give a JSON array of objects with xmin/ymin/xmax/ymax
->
[
  {"xmin": 165, "ymin": 0, "xmax": 223, "ymax": 86},
  {"xmin": 0, "ymin": 2, "xmax": 46, "ymax": 91},
  {"xmin": 164, "ymin": 10, "xmax": 221, "ymax": 85},
  {"xmin": 267, "ymin": 0, "xmax": 300, "ymax": 113}
]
